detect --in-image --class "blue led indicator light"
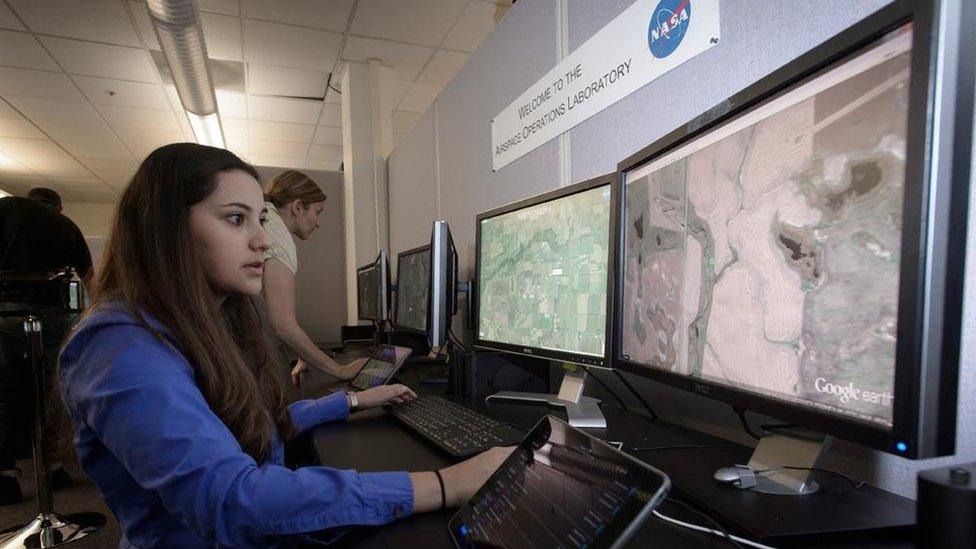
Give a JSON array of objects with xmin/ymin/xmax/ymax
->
[{"xmin": 895, "ymin": 441, "xmax": 908, "ymax": 453}]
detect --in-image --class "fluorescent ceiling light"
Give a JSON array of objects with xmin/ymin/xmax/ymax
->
[
  {"xmin": 0, "ymin": 188, "xmax": 11, "ymax": 198},
  {"xmin": 187, "ymin": 111, "xmax": 225, "ymax": 149}
]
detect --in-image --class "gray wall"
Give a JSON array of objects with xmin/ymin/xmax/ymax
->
[
  {"xmin": 386, "ymin": 0, "xmax": 975, "ymax": 498},
  {"xmin": 255, "ymin": 166, "xmax": 346, "ymax": 343}
]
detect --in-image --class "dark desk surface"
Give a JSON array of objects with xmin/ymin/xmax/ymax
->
[{"xmin": 307, "ymin": 362, "xmax": 915, "ymax": 548}]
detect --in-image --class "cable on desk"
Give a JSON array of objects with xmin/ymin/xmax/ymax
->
[
  {"xmin": 653, "ymin": 503, "xmax": 776, "ymax": 549},
  {"xmin": 663, "ymin": 498, "xmax": 745, "ymax": 549},
  {"xmin": 448, "ymin": 327, "xmax": 469, "ymax": 352},
  {"xmin": 624, "ymin": 443, "xmax": 735, "ymax": 452},
  {"xmin": 612, "ymin": 370, "xmax": 658, "ymax": 420}
]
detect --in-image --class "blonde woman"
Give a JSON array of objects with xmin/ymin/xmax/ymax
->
[{"xmin": 261, "ymin": 170, "xmax": 365, "ymax": 385}]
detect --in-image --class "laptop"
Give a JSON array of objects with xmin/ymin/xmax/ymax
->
[
  {"xmin": 346, "ymin": 345, "xmax": 413, "ymax": 392},
  {"xmin": 449, "ymin": 415, "xmax": 670, "ymax": 549}
]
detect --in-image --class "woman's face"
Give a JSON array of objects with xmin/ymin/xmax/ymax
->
[
  {"xmin": 292, "ymin": 200, "xmax": 325, "ymax": 240},
  {"xmin": 188, "ymin": 169, "xmax": 269, "ymax": 297}
]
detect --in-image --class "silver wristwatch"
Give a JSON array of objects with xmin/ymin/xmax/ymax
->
[{"xmin": 346, "ymin": 391, "xmax": 359, "ymax": 413}]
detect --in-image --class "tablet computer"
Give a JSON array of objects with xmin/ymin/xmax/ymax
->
[
  {"xmin": 346, "ymin": 345, "xmax": 412, "ymax": 392},
  {"xmin": 449, "ymin": 415, "xmax": 670, "ymax": 548}
]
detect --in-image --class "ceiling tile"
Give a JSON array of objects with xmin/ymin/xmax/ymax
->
[
  {"xmin": 126, "ymin": 132, "xmax": 185, "ymax": 160},
  {"xmin": 247, "ymin": 120, "xmax": 314, "ymax": 142},
  {"xmin": 308, "ymin": 144, "xmax": 341, "ymax": 161},
  {"xmin": 199, "ymin": 0, "xmax": 240, "ymax": 16},
  {"xmin": 95, "ymin": 105, "xmax": 182, "ymax": 135},
  {"xmin": 342, "ymin": 36, "xmax": 434, "ymax": 81},
  {"xmin": 305, "ymin": 160, "xmax": 340, "ymax": 172},
  {"xmin": 225, "ymin": 136, "xmax": 249, "ymax": 160},
  {"xmin": 40, "ymin": 37, "xmax": 158, "ymax": 82},
  {"xmin": 381, "ymin": 80, "xmax": 412, "ymax": 112},
  {"xmin": 325, "ymin": 86, "xmax": 341, "ymax": 104},
  {"xmin": 0, "ymin": 67, "xmax": 85, "ymax": 100},
  {"xmin": 48, "ymin": 125, "xmax": 132, "ymax": 159},
  {"xmin": 16, "ymin": 153, "xmax": 96, "ymax": 180},
  {"xmin": 243, "ymin": 19, "xmax": 342, "ymax": 71},
  {"xmin": 248, "ymin": 139, "xmax": 308, "ymax": 159},
  {"xmin": 417, "ymin": 49, "xmax": 469, "ymax": 87},
  {"xmin": 0, "ymin": 136, "xmax": 62, "ymax": 157},
  {"xmin": 350, "ymin": 0, "xmax": 466, "ymax": 47},
  {"xmin": 392, "ymin": 111, "xmax": 421, "ymax": 134},
  {"xmin": 318, "ymin": 104, "xmax": 342, "ymax": 128},
  {"xmin": 398, "ymin": 82, "xmax": 441, "ymax": 113},
  {"xmin": 442, "ymin": 1, "xmax": 508, "ymax": 52},
  {"xmin": 72, "ymin": 188, "xmax": 118, "ymax": 203},
  {"xmin": 216, "ymin": 90, "xmax": 247, "ymax": 118},
  {"xmin": 78, "ymin": 156, "xmax": 136, "ymax": 188},
  {"xmin": 222, "ymin": 117, "xmax": 248, "ymax": 138},
  {"xmin": 313, "ymin": 126, "xmax": 341, "ymax": 146},
  {"xmin": 5, "ymin": 97, "xmax": 94, "ymax": 122},
  {"xmin": 242, "ymin": 0, "xmax": 354, "ymax": 32},
  {"xmin": 0, "ymin": 113, "xmax": 45, "ymax": 139},
  {"xmin": 250, "ymin": 156, "xmax": 305, "ymax": 169},
  {"xmin": 201, "ymin": 12, "xmax": 242, "ymax": 62},
  {"xmin": 0, "ymin": 30, "xmax": 58, "ymax": 70},
  {"xmin": 248, "ymin": 65, "xmax": 327, "ymax": 98},
  {"xmin": 74, "ymin": 76, "xmax": 170, "ymax": 110},
  {"xmin": 0, "ymin": 3, "xmax": 24, "ymax": 31},
  {"xmin": 247, "ymin": 96, "xmax": 321, "ymax": 124},
  {"xmin": 8, "ymin": 0, "xmax": 141, "ymax": 46}
]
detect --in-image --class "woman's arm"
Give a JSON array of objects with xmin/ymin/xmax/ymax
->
[
  {"xmin": 262, "ymin": 258, "xmax": 364, "ymax": 380},
  {"xmin": 60, "ymin": 324, "xmax": 413, "ymax": 546}
]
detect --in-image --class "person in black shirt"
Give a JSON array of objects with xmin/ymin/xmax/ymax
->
[{"xmin": 0, "ymin": 188, "xmax": 93, "ymax": 504}]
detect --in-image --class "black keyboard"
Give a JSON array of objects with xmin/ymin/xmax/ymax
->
[{"xmin": 385, "ymin": 396, "xmax": 526, "ymax": 458}]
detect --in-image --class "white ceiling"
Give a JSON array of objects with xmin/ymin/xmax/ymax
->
[{"xmin": 0, "ymin": 0, "xmax": 510, "ymax": 203}]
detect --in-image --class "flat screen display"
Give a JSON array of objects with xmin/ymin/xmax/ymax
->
[
  {"xmin": 396, "ymin": 247, "xmax": 431, "ymax": 332},
  {"xmin": 619, "ymin": 25, "xmax": 912, "ymax": 429},
  {"xmin": 449, "ymin": 416, "xmax": 669, "ymax": 549},
  {"xmin": 477, "ymin": 184, "xmax": 612, "ymax": 359}
]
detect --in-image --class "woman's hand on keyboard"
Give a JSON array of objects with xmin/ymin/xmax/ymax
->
[{"xmin": 356, "ymin": 384, "xmax": 418, "ymax": 410}]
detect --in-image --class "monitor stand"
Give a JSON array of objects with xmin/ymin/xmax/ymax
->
[
  {"xmin": 717, "ymin": 430, "xmax": 827, "ymax": 495},
  {"xmin": 486, "ymin": 364, "xmax": 607, "ymax": 429}
]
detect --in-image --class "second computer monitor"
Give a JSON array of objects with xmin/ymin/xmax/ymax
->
[
  {"xmin": 429, "ymin": 220, "xmax": 457, "ymax": 348},
  {"xmin": 356, "ymin": 251, "xmax": 389, "ymax": 322},
  {"xmin": 394, "ymin": 245, "xmax": 431, "ymax": 333},
  {"xmin": 474, "ymin": 176, "xmax": 616, "ymax": 367}
]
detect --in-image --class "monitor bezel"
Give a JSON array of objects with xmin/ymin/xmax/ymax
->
[
  {"xmin": 611, "ymin": 0, "xmax": 972, "ymax": 459},
  {"xmin": 394, "ymin": 244, "xmax": 432, "ymax": 334},
  {"xmin": 473, "ymin": 173, "xmax": 619, "ymax": 369}
]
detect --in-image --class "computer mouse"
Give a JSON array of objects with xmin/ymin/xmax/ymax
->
[{"xmin": 713, "ymin": 466, "xmax": 744, "ymax": 485}]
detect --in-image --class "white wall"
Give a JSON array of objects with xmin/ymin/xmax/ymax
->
[
  {"xmin": 62, "ymin": 202, "xmax": 115, "ymax": 238},
  {"xmin": 386, "ymin": 0, "xmax": 975, "ymax": 498}
]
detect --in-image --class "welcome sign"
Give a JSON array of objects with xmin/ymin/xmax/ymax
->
[{"xmin": 491, "ymin": 0, "xmax": 720, "ymax": 171}]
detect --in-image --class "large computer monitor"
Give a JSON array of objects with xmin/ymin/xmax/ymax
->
[
  {"xmin": 474, "ymin": 175, "xmax": 617, "ymax": 427},
  {"xmin": 614, "ymin": 1, "xmax": 970, "ymax": 463},
  {"xmin": 394, "ymin": 245, "xmax": 431, "ymax": 334},
  {"xmin": 356, "ymin": 251, "xmax": 389, "ymax": 322}
]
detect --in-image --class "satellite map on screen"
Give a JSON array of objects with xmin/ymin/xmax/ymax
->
[
  {"xmin": 358, "ymin": 268, "xmax": 378, "ymax": 319},
  {"xmin": 397, "ymin": 249, "xmax": 430, "ymax": 331},
  {"xmin": 621, "ymin": 27, "xmax": 912, "ymax": 427},
  {"xmin": 479, "ymin": 185, "xmax": 611, "ymax": 357}
]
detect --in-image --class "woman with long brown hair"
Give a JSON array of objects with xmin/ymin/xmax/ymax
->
[
  {"xmin": 57, "ymin": 143, "xmax": 511, "ymax": 547},
  {"xmin": 260, "ymin": 170, "xmax": 365, "ymax": 386}
]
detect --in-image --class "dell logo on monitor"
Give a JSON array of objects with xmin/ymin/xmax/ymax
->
[
  {"xmin": 693, "ymin": 383, "xmax": 710, "ymax": 395},
  {"xmin": 522, "ymin": 348, "xmax": 533, "ymax": 355}
]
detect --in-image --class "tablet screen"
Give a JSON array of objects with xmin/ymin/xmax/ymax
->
[
  {"xmin": 449, "ymin": 416, "xmax": 669, "ymax": 548},
  {"xmin": 347, "ymin": 345, "xmax": 412, "ymax": 391}
]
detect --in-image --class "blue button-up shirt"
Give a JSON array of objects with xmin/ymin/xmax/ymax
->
[{"xmin": 58, "ymin": 304, "xmax": 414, "ymax": 547}]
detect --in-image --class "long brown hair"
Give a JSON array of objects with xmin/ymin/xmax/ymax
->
[
  {"xmin": 88, "ymin": 142, "xmax": 294, "ymax": 462},
  {"xmin": 264, "ymin": 170, "xmax": 326, "ymax": 208}
]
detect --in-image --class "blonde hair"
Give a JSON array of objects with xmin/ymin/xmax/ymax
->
[{"xmin": 264, "ymin": 170, "xmax": 327, "ymax": 208}]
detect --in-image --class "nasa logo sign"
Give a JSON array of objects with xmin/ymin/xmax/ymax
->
[{"xmin": 648, "ymin": 0, "xmax": 691, "ymax": 59}]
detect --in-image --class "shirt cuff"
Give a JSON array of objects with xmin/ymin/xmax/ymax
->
[
  {"xmin": 356, "ymin": 471, "xmax": 414, "ymax": 523},
  {"xmin": 288, "ymin": 392, "xmax": 350, "ymax": 433}
]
